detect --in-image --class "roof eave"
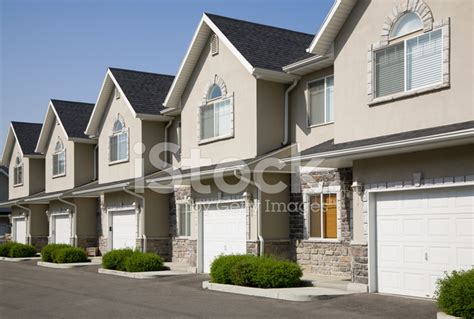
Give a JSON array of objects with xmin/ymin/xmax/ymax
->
[
  {"xmin": 0, "ymin": 125, "xmax": 18, "ymax": 166},
  {"xmin": 307, "ymin": 0, "xmax": 357, "ymax": 55},
  {"xmin": 252, "ymin": 68, "xmax": 301, "ymax": 83}
]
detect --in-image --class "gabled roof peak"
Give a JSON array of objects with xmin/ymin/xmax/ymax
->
[{"xmin": 109, "ymin": 67, "xmax": 174, "ymax": 78}]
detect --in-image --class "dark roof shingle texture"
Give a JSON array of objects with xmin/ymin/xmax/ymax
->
[
  {"xmin": 109, "ymin": 68, "xmax": 175, "ymax": 115},
  {"xmin": 301, "ymin": 121, "xmax": 474, "ymax": 156},
  {"xmin": 11, "ymin": 122, "xmax": 43, "ymax": 155},
  {"xmin": 206, "ymin": 13, "xmax": 315, "ymax": 71},
  {"xmin": 51, "ymin": 100, "xmax": 94, "ymax": 139}
]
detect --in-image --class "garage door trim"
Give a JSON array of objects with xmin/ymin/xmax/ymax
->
[
  {"xmin": 107, "ymin": 207, "xmax": 139, "ymax": 251},
  {"xmin": 51, "ymin": 212, "xmax": 71, "ymax": 245},
  {"xmin": 366, "ymin": 182, "xmax": 474, "ymax": 295}
]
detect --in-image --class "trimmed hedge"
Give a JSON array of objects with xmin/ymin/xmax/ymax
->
[
  {"xmin": 435, "ymin": 269, "xmax": 474, "ymax": 318},
  {"xmin": 0, "ymin": 242, "xmax": 15, "ymax": 257},
  {"xmin": 41, "ymin": 244, "xmax": 71, "ymax": 262},
  {"xmin": 52, "ymin": 247, "xmax": 89, "ymax": 264},
  {"xmin": 210, "ymin": 254, "xmax": 302, "ymax": 288},
  {"xmin": 102, "ymin": 249, "xmax": 135, "ymax": 271},
  {"xmin": 125, "ymin": 252, "xmax": 164, "ymax": 272},
  {"xmin": 0, "ymin": 243, "xmax": 37, "ymax": 258},
  {"xmin": 102, "ymin": 249, "xmax": 166, "ymax": 272}
]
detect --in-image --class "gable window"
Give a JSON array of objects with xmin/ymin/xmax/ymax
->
[
  {"xmin": 308, "ymin": 75, "xmax": 334, "ymax": 126},
  {"xmin": 308, "ymin": 193, "xmax": 337, "ymax": 239},
  {"xmin": 109, "ymin": 116, "xmax": 129, "ymax": 163},
  {"xmin": 52, "ymin": 139, "xmax": 66, "ymax": 177},
  {"xmin": 200, "ymin": 83, "xmax": 233, "ymax": 142},
  {"xmin": 374, "ymin": 12, "xmax": 443, "ymax": 98},
  {"xmin": 177, "ymin": 203, "xmax": 191, "ymax": 237},
  {"xmin": 13, "ymin": 155, "xmax": 23, "ymax": 186}
]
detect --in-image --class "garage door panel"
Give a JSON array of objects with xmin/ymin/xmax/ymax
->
[
  {"xmin": 14, "ymin": 219, "xmax": 26, "ymax": 244},
  {"xmin": 376, "ymin": 186, "xmax": 474, "ymax": 298},
  {"xmin": 111, "ymin": 210, "xmax": 136, "ymax": 250},
  {"xmin": 54, "ymin": 215, "xmax": 70, "ymax": 244}
]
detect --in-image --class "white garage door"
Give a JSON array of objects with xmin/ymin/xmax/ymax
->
[
  {"xmin": 54, "ymin": 215, "xmax": 71, "ymax": 245},
  {"xmin": 14, "ymin": 218, "xmax": 26, "ymax": 244},
  {"xmin": 202, "ymin": 202, "xmax": 247, "ymax": 273},
  {"xmin": 376, "ymin": 186, "xmax": 474, "ymax": 298},
  {"xmin": 111, "ymin": 210, "xmax": 137, "ymax": 250}
]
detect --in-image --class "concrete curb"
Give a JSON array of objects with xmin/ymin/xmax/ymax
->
[
  {"xmin": 98, "ymin": 268, "xmax": 191, "ymax": 279},
  {"xmin": 0, "ymin": 256, "xmax": 41, "ymax": 262},
  {"xmin": 37, "ymin": 260, "xmax": 101, "ymax": 269},
  {"xmin": 437, "ymin": 312, "xmax": 462, "ymax": 319},
  {"xmin": 202, "ymin": 281, "xmax": 354, "ymax": 302}
]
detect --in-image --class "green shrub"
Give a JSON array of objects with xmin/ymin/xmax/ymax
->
[
  {"xmin": 0, "ymin": 242, "xmax": 15, "ymax": 257},
  {"xmin": 125, "ymin": 252, "xmax": 164, "ymax": 272},
  {"xmin": 52, "ymin": 247, "xmax": 89, "ymax": 264},
  {"xmin": 6, "ymin": 243, "xmax": 37, "ymax": 258},
  {"xmin": 211, "ymin": 254, "xmax": 302, "ymax": 288},
  {"xmin": 435, "ymin": 269, "xmax": 474, "ymax": 318},
  {"xmin": 41, "ymin": 244, "xmax": 71, "ymax": 262},
  {"xmin": 102, "ymin": 249, "xmax": 134, "ymax": 271}
]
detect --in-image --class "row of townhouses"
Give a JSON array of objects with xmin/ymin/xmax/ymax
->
[{"xmin": 1, "ymin": 0, "xmax": 473, "ymax": 299}]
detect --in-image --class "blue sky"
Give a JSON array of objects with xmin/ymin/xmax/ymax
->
[{"xmin": 0, "ymin": 0, "xmax": 333, "ymax": 152}]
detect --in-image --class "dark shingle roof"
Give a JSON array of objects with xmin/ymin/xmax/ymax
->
[
  {"xmin": 109, "ymin": 68, "xmax": 175, "ymax": 115},
  {"xmin": 206, "ymin": 13, "xmax": 315, "ymax": 71},
  {"xmin": 11, "ymin": 122, "xmax": 43, "ymax": 155},
  {"xmin": 0, "ymin": 166, "xmax": 7, "ymax": 175},
  {"xmin": 51, "ymin": 100, "xmax": 94, "ymax": 139},
  {"xmin": 301, "ymin": 121, "xmax": 474, "ymax": 156}
]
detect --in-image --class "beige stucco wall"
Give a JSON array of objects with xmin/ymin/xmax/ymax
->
[
  {"xmin": 289, "ymin": 67, "xmax": 335, "ymax": 152},
  {"xmin": 256, "ymin": 80, "xmax": 286, "ymax": 155},
  {"xmin": 45, "ymin": 119, "xmax": 75, "ymax": 192},
  {"xmin": 142, "ymin": 121, "xmax": 166, "ymax": 175},
  {"xmin": 74, "ymin": 143, "xmax": 95, "ymax": 187},
  {"xmin": 167, "ymin": 115, "xmax": 182, "ymax": 168},
  {"xmin": 333, "ymin": 0, "xmax": 473, "ymax": 143},
  {"xmin": 261, "ymin": 173, "xmax": 290, "ymax": 239},
  {"xmin": 180, "ymin": 35, "xmax": 257, "ymax": 165},
  {"xmin": 75, "ymin": 198, "xmax": 98, "ymax": 238},
  {"xmin": 9, "ymin": 142, "xmax": 29, "ymax": 200},
  {"xmin": 29, "ymin": 158, "xmax": 45, "ymax": 195},
  {"xmin": 11, "ymin": 204, "xmax": 48, "ymax": 237},
  {"xmin": 97, "ymin": 91, "xmax": 143, "ymax": 184},
  {"xmin": 351, "ymin": 144, "xmax": 474, "ymax": 243}
]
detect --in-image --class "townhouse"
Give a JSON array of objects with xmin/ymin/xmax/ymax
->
[{"xmin": 0, "ymin": 0, "xmax": 472, "ymax": 299}]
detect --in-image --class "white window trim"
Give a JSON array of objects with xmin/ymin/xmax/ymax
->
[
  {"xmin": 306, "ymin": 75, "xmax": 334, "ymax": 128},
  {"xmin": 52, "ymin": 141, "xmax": 66, "ymax": 178},
  {"xmin": 108, "ymin": 126, "xmax": 130, "ymax": 165},
  {"xmin": 198, "ymin": 94, "xmax": 234, "ymax": 145},
  {"xmin": 176, "ymin": 201, "xmax": 192, "ymax": 238},
  {"xmin": 304, "ymin": 191, "xmax": 341, "ymax": 242},
  {"xmin": 374, "ymin": 28, "xmax": 443, "ymax": 99},
  {"xmin": 13, "ymin": 155, "xmax": 23, "ymax": 187}
]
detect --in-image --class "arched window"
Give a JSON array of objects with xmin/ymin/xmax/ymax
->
[
  {"xmin": 52, "ymin": 138, "xmax": 66, "ymax": 177},
  {"xmin": 389, "ymin": 12, "xmax": 423, "ymax": 39},
  {"xmin": 110, "ymin": 115, "xmax": 128, "ymax": 163},
  {"xmin": 13, "ymin": 154, "xmax": 23, "ymax": 185},
  {"xmin": 200, "ymin": 80, "xmax": 233, "ymax": 142}
]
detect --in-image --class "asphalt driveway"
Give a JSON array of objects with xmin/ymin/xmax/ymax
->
[{"xmin": 0, "ymin": 260, "xmax": 436, "ymax": 319}]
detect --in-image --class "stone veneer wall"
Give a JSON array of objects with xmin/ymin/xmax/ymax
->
[
  {"xmin": 351, "ymin": 244, "xmax": 368, "ymax": 284},
  {"xmin": 137, "ymin": 238, "xmax": 171, "ymax": 261},
  {"xmin": 246, "ymin": 240, "xmax": 294, "ymax": 261},
  {"xmin": 31, "ymin": 236, "xmax": 48, "ymax": 251},
  {"xmin": 290, "ymin": 168, "xmax": 355, "ymax": 277},
  {"xmin": 98, "ymin": 236, "xmax": 108, "ymax": 255},
  {"xmin": 77, "ymin": 237, "xmax": 98, "ymax": 249}
]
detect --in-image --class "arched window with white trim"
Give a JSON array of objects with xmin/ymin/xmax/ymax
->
[
  {"xmin": 389, "ymin": 12, "xmax": 423, "ymax": 39},
  {"xmin": 13, "ymin": 154, "xmax": 23, "ymax": 186},
  {"xmin": 52, "ymin": 139, "xmax": 66, "ymax": 177},
  {"xmin": 109, "ymin": 115, "xmax": 129, "ymax": 163},
  {"xmin": 199, "ymin": 78, "xmax": 233, "ymax": 142}
]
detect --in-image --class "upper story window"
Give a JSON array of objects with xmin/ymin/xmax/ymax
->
[
  {"xmin": 52, "ymin": 139, "xmax": 66, "ymax": 177},
  {"xmin": 307, "ymin": 75, "xmax": 334, "ymax": 127},
  {"xmin": 199, "ymin": 78, "xmax": 233, "ymax": 143},
  {"xmin": 13, "ymin": 154, "xmax": 23, "ymax": 186},
  {"xmin": 109, "ymin": 115, "xmax": 129, "ymax": 163},
  {"xmin": 308, "ymin": 193, "xmax": 337, "ymax": 239},
  {"xmin": 389, "ymin": 12, "xmax": 423, "ymax": 39}
]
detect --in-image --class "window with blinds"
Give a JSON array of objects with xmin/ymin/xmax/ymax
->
[{"xmin": 375, "ymin": 29, "xmax": 442, "ymax": 98}]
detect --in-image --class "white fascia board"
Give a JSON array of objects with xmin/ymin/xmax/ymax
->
[
  {"xmin": 252, "ymin": 67, "xmax": 301, "ymax": 83},
  {"xmin": 85, "ymin": 70, "xmax": 111, "ymax": 137},
  {"xmin": 69, "ymin": 138, "xmax": 97, "ymax": 144},
  {"xmin": 136, "ymin": 113, "xmax": 173, "ymax": 122},
  {"xmin": 307, "ymin": 0, "xmax": 357, "ymax": 55},
  {"xmin": 0, "ymin": 125, "xmax": 18, "ymax": 166},
  {"xmin": 24, "ymin": 193, "xmax": 64, "ymax": 203},
  {"xmin": 35, "ymin": 101, "xmax": 70, "ymax": 153},
  {"xmin": 163, "ymin": 13, "xmax": 254, "ymax": 109},
  {"xmin": 283, "ymin": 128, "xmax": 474, "ymax": 163},
  {"xmin": 282, "ymin": 55, "xmax": 334, "ymax": 74},
  {"xmin": 72, "ymin": 182, "xmax": 130, "ymax": 196}
]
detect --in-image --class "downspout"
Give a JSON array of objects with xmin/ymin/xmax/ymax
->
[
  {"xmin": 282, "ymin": 79, "xmax": 299, "ymax": 146},
  {"xmin": 233, "ymin": 170, "xmax": 264, "ymax": 256},
  {"xmin": 57, "ymin": 196, "xmax": 78, "ymax": 247},
  {"xmin": 163, "ymin": 120, "xmax": 174, "ymax": 168},
  {"xmin": 14, "ymin": 203, "xmax": 32, "ymax": 245},
  {"xmin": 122, "ymin": 188, "xmax": 146, "ymax": 252}
]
